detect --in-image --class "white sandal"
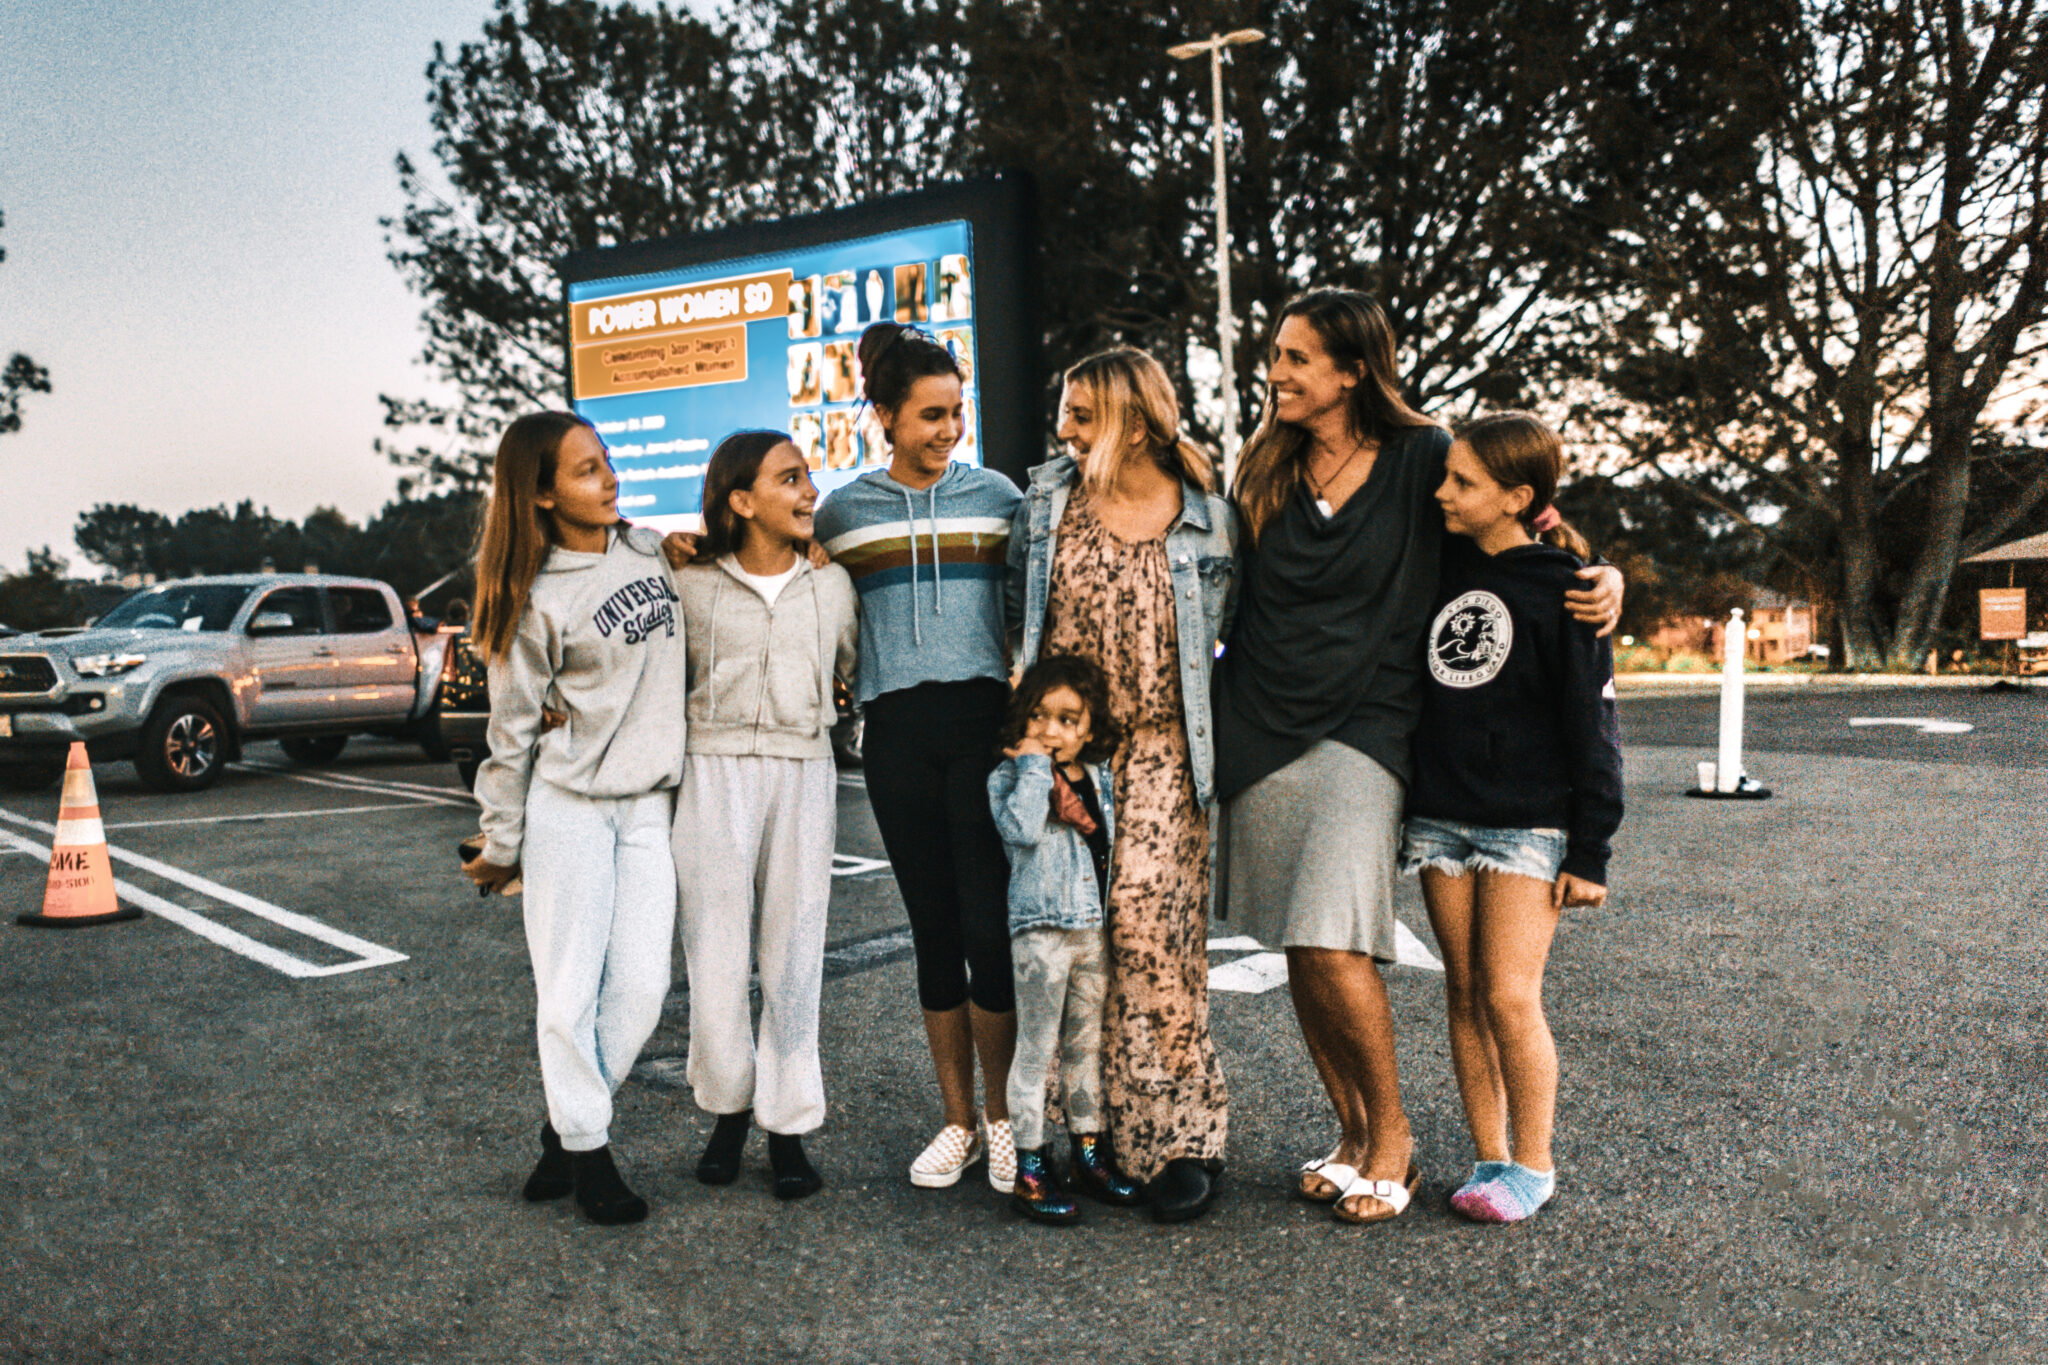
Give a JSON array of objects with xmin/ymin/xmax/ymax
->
[
  {"xmin": 1298, "ymin": 1150, "xmax": 1357, "ymax": 1204},
  {"xmin": 909, "ymin": 1123, "xmax": 984, "ymax": 1188},
  {"xmin": 983, "ymin": 1115, "xmax": 1017, "ymax": 1193},
  {"xmin": 1334, "ymin": 1164, "xmax": 1421, "ymax": 1225}
]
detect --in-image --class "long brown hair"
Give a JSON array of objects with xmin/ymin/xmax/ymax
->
[
  {"xmin": 1063, "ymin": 348, "xmax": 1213, "ymax": 495},
  {"xmin": 472, "ymin": 411, "xmax": 591, "ymax": 661},
  {"xmin": 699, "ymin": 429, "xmax": 795, "ymax": 559},
  {"xmin": 1455, "ymin": 412, "xmax": 1593, "ymax": 560},
  {"xmin": 1232, "ymin": 289, "xmax": 1438, "ymax": 543}
]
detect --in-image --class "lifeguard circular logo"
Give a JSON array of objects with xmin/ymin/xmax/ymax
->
[{"xmin": 1428, "ymin": 590, "xmax": 1513, "ymax": 688}]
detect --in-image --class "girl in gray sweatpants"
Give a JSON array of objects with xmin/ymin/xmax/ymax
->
[
  {"xmin": 467, "ymin": 411, "xmax": 688, "ymax": 1227},
  {"xmin": 673, "ymin": 430, "xmax": 859, "ymax": 1200}
]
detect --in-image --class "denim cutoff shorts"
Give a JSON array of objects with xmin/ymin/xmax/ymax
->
[{"xmin": 1399, "ymin": 816, "xmax": 1567, "ymax": 883}]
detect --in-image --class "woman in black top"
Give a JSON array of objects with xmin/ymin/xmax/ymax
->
[{"xmin": 1212, "ymin": 290, "xmax": 1622, "ymax": 1225}]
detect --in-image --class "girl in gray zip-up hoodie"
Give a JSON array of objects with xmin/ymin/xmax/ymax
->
[
  {"xmin": 465, "ymin": 412, "xmax": 686, "ymax": 1227},
  {"xmin": 671, "ymin": 430, "xmax": 857, "ymax": 1202}
]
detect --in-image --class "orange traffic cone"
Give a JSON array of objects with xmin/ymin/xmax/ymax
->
[{"xmin": 17, "ymin": 743, "xmax": 140, "ymax": 928}]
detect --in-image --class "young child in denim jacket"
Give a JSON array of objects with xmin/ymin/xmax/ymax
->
[{"xmin": 986, "ymin": 653, "xmax": 1142, "ymax": 1223}]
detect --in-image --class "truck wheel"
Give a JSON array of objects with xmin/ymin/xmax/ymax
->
[
  {"xmin": 0, "ymin": 756, "xmax": 67, "ymax": 793},
  {"xmin": 830, "ymin": 710, "xmax": 864, "ymax": 769},
  {"xmin": 279, "ymin": 735, "xmax": 348, "ymax": 766},
  {"xmin": 136, "ymin": 697, "xmax": 229, "ymax": 793},
  {"xmin": 413, "ymin": 713, "xmax": 452, "ymax": 763}
]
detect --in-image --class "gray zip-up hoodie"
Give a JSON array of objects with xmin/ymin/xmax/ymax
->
[
  {"xmin": 475, "ymin": 526, "xmax": 687, "ymax": 865},
  {"xmin": 677, "ymin": 556, "xmax": 858, "ymax": 759}
]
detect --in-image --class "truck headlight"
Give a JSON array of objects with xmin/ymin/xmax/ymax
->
[{"xmin": 72, "ymin": 653, "xmax": 147, "ymax": 677}]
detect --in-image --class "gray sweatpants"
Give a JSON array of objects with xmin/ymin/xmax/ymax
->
[
  {"xmin": 1005, "ymin": 925, "xmax": 1109, "ymax": 1151},
  {"xmin": 674, "ymin": 754, "xmax": 836, "ymax": 1136},
  {"xmin": 521, "ymin": 778, "xmax": 678, "ymax": 1153}
]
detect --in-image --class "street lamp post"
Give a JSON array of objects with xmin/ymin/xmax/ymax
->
[{"xmin": 1168, "ymin": 27, "xmax": 1264, "ymax": 490}]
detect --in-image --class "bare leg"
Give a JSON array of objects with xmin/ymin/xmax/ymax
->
[
  {"xmin": 1474, "ymin": 869, "xmax": 1562, "ymax": 1170},
  {"xmin": 1286, "ymin": 947, "xmax": 1412, "ymax": 1215},
  {"xmin": 1286, "ymin": 960, "xmax": 1372, "ymax": 1197},
  {"xmin": 922, "ymin": 1005, "xmax": 978, "ymax": 1131},
  {"xmin": 1420, "ymin": 869, "xmax": 1510, "ymax": 1163},
  {"xmin": 969, "ymin": 1003, "xmax": 1017, "ymax": 1123}
]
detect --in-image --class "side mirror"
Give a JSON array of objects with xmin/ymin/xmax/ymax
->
[{"xmin": 247, "ymin": 612, "xmax": 297, "ymax": 636}]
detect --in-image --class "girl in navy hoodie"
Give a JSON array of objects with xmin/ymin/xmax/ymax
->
[{"xmin": 1404, "ymin": 412, "xmax": 1623, "ymax": 1225}]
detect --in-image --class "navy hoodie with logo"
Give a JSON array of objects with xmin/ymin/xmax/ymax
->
[{"xmin": 1406, "ymin": 538, "xmax": 1624, "ymax": 885}]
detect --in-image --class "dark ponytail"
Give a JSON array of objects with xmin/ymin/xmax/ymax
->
[{"xmin": 857, "ymin": 322, "xmax": 959, "ymax": 412}]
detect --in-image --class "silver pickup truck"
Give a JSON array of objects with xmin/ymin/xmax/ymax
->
[{"xmin": 0, "ymin": 574, "xmax": 456, "ymax": 794}]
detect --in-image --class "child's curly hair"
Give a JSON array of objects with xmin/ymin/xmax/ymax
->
[{"xmin": 1000, "ymin": 653, "xmax": 1123, "ymax": 764}]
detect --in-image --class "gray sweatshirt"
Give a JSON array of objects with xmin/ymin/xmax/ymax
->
[
  {"xmin": 677, "ymin": 556, "xmax": 858, "ymax": 760},
  {"xmin": 476, "ymin": 526, "xmax": 687, "ymax": 865}
]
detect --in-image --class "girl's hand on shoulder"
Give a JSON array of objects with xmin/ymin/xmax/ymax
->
[
  {"xmin": 464, "ymin": 854, "xmax": 520, "ymax": 895},
  {"xmin": 1565, "ymin": 564, "xmax": 1624, "ymax": 638},
  {"xmin": 661, "ymin": 531, "xmax": 701, "ymax": 569},
  {"xmin": 1552, "ymin": 873, "xmax": 1606, "ymax": 910},
  {"xmin": 805, "ymin": 539, "xmax": 832, "ymax": 569}
]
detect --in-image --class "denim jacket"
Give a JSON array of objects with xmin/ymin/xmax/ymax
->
[
  {"xmin": 1004, "ymin": 454, "xmax": 1238, "ymax": 807},
  {"xmin": 987, "ymin": 753, "xmax": 1118, "ymax": 935}
]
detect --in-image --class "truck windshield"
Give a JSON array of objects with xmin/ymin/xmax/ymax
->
[{"xmin": 96, "ymin": 585, "xmax": 253, "ymax": 633}]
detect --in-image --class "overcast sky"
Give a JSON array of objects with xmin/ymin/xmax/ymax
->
[{"xmin": 0, "ymin": 0, "xmax": 511, "ymax": 573}]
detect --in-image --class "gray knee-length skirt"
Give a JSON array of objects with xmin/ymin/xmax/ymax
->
[{"xmin": 1216, "ymin": 739, "xmax": 1404, "ymax": 961}]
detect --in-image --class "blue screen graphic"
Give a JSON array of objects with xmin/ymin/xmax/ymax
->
[{"xmin": 566, "ymin": 220, "xmax": 980, "ymax": 531}]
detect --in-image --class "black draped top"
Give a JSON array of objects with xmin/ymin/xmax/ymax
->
[{"xmin": 1211, "ymin": 425, "xmax": 1453, "ymax": 802}]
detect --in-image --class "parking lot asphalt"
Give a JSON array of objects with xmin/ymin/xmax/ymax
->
[{"xmin": 2, "ymin": 696, "xmax": 2044, "ymax": 1364}]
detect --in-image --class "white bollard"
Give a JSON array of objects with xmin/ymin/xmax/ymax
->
[
  {"xmin": 1688, "ymin": 607, "xmax": 1771, "ymax": 800},
  {"xmin": 1717, "ymin": 608, "xmax": 1745, "ymax": 792}
]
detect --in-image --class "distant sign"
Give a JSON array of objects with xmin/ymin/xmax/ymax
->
[
  {"xmin": 1980, "ymin": 588, "xmax": 2027, "ymax": 640},
  {"xmin": 557, "ymin": 176, "xmax": 1039, "ymax": 532}
]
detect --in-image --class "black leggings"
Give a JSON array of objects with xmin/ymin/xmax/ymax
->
[{"xmin": 862, "ymin": 679, "xmax": 1016, "ymax": 1014}]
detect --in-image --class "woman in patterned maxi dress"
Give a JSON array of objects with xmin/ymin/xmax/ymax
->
[{"xmin": 1004, "ymin": 347, "xmax": 1239, "ymax": 1221}]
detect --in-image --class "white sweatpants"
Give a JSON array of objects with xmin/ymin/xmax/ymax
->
[
  {"xmin": 673, "ymin": 754, "xmax": 836, "ymax": 1135},
  {"xmin": 521, "ymin": 778, "xmax": 678, "ymax": 1152}
]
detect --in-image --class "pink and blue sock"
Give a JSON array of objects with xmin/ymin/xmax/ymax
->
[
  {"xmin": 1454, "ymin": 1162, "xmax": 1555, "ymax": 1223},
  {"xmin": 1451, "ymin": 1159, "xmax": 1512, "ymax": 1208}
]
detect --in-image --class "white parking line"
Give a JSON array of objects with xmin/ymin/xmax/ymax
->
[
  {"xmin": 1206, "ymin": 924, "xmax": 1443, "ymax": 993},
  {"xmin": 0, "ymin": 808, "xmax": 408, "ymax": 979},
  {"xmin": 239, "ymin": 761, "xmax": 474, "ymax": 800},
  {"xmin": 831, "ymin": 853, "xmax": 892, "ymax": 877},
  {"xmin": 230, "ymin": 764, "xmax": 475, "ymax": 808},
  {"xmin": 105, "ymin": 803, "xmax": 424, "ymax": 831}
]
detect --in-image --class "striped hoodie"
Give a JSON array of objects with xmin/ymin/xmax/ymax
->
[{"xmin": 813, "ymin": 462, "xmax": 1023, "ymax": 705}]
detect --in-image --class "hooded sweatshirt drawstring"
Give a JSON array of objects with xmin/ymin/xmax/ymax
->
[
  {"xmin": 927, "ymin": 482, "xmax": 944, "ymax": 619},
  {"xmin": 900, "ymin": 485, "xmax": 922, "ymax": 647},
  {"xmin": 897, "ymin": 476, "xmax": 948, "ymax": 647},
  {"xmin": 705, "ymin": 571, "xmax": 724, "ymax": 723}
]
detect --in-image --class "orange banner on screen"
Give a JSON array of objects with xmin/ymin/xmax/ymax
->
[
  {"xmin": 574, "ymin": 325, "xmax": 750, "ymax": 400},
  {"xmin": 569, "ymin": 268, "xmax": 791, "ymax": 398}
]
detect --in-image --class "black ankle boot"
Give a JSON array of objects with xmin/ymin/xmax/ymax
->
[
  {"xmin": 1010, "ymin": 1145, "xmax": 1081, "ymax": 1224},
  {"xmin": 1145, "ymin": 1157, "xmax": 1218, "ymax": 1224},
  {"xmin": 696, "ymin": 1109, "xmax": 752, "ymax": 1186},
  {"xmin": 768, "ymin": 1133, "xmax": 823, "ymax": 1201},
  {"xmin": 571, "ymin": 1145, "xmax": 649, "ymax": 1225},
  {"xmin": 1069, "ymin": 1132, "xmax": 1145, "ymax": 1207},
  {"xmin": 522, "ymin": 1120, "xmax": 573, "ymax": 1202}
]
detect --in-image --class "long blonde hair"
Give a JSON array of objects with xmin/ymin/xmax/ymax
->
[
  {"xmin": 1063, "ymin": 348, "xmax": 1214, "ymax": 496},
  {"xmin": 472, "ymin": 411, "xmax": 591, "ymax": 662},
  {"xmin": 1456, "ymin": 412, "xmax": 1593, "ymax": 560},
  {"xmin": 1233, "ymin": 290, "xmax": 1438, "ymax": 543}
]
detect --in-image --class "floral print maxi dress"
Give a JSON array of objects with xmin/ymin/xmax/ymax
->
[{"xmin": 1042, "ymin": 495, "xmax": 1228, "ymax": 1180}]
